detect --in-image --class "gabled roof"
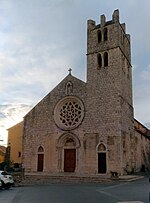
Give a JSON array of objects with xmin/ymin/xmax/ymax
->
[{"xmin": 24, "ymin": 73, "xmax": 86, "ymax": 118}]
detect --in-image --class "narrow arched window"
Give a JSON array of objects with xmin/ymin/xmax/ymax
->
[
  {"xmin": 97, "ymin": 53, "xmax": 102, "ymax": 68},
  {"xmin": 97, "ymin": 30, "xmax": 102, "ymax": 43},
  {"xmin": 104, "ymin": 28, "xmax": 108, "ymax": 41},
  {"xmin": 66, "ymin": 81, "xmax": 73, "ymax": 95},
  {"xmin": 104, "ymin": 52, "xmax": 108, "ymax": 67}
]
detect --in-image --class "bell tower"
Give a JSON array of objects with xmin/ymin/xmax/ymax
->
[{"xmin": 86, "ymin": 10, "xmax": 135, "ymax": 174}]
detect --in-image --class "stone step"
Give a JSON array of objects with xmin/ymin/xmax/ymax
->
[
  {"xmin": 15, "ymin": 173, "xmax": 144, "ymax": 186},
  {"xmin": 22, "ymin": 173, "xmax": 112, "ymax": 185}
]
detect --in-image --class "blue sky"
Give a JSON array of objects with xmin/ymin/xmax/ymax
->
[{"xmin": 0, "ymin": 0, "xmax": 150, "ymax": 145}]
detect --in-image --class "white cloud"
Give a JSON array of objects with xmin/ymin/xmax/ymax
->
[
  {"xmin": 141, "ymin": 70, "xmax": 150, "ymax": 80},
  {"xmin": 0, "ymin": 103, "xmax": 32, "ymax": 146}
]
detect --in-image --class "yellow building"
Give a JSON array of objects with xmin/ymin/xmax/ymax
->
[{"xmin": 7, "ymin": 121, "xmax": 23, "ymax": 166}]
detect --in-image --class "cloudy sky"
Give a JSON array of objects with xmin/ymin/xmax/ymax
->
[{"xmin": 0, "ymin": 0, "xmax": 150, "ymax": 146}]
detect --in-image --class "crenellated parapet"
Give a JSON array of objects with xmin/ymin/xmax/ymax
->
[
  {"xmin": 87, "ymin": 9, "xmax": 131, "ymax": 64},
  {"xmin": 88, "ymin": 9, "xmax": 120, "ymax": 31},
  {"xmin": 112, "ymin": 9, "xmax": 119, "ymax": 23}
]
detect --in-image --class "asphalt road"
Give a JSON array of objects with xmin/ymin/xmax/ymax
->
[{"xmin": 0, "ymin": 177, "xmax": 149, "ymax": 203}]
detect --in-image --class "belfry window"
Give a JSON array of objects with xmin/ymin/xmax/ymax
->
[
  {"xmin": 97, "ymin": 30, "xmax": 102, "ymax": 43},
  {"xmin": 104, "ymin": 52, "xmax": 108, "ymax": 67},
  {"xmin": 97, "ymin": 53, "xmax": 102, "ymax": 68},
  {"xmin": 104, "ymin": 28, "xmax": 108, "ymax": 41}
]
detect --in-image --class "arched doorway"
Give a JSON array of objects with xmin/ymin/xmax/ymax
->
[
  {"xmin": 57, "ymin": 133, "xmax": 80, "ymax": 173},
  {"xmin": 97, "ymin": 143, "xmax": 107, "ymax": 174},
  {"xmin": 37, "ymin": 146, "xmax": 44, "ymax": 172},
  {"xmin": 64, "ymin": 138, "xmax": 76, "ymax": 172}
]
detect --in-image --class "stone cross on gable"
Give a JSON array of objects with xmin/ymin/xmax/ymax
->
[{"xmin": 68, "ymin": 68, "xmax": 72, "ymax": 75}]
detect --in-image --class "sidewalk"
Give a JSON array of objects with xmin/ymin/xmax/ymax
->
[
  {"xmin": 117, "ymin": 201, "xmax": 144, "ymax": 203},
  {"xmin": 118, "ymin": 175, "xmax": 144, "ymax": 181},
  {"xmin": 118, "ymin": 171, "xmax": 150, "ymax": 181}
]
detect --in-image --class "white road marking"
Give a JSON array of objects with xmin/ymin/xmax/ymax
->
[{"xmin": 117, "ymin": 201, "xmax": 144, "ymax": 203}]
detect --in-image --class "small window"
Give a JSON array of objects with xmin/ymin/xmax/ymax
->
[
  {"xmin": 97, "ymin": 30, "xmax": 102, "ymax": 43},
  {"xmin": 104, "ymin": 52, "xmax": 108, "ymax": 67},
  {"xmin": 104, "ymin": 28, "xmax": 108, "ymax": 41},
  {"xmin": 18, "ymin": 152, "xmax": 21, "ymax": 157},
  {"xmin": 66, "ymin": 81, "xmax": 73, "ymax": 95},
  {"xmin": 97, "ymin": 54, "xmax": 102, "ymax": 68}
]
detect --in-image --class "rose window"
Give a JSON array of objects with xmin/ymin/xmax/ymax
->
[{"xmin": 54, "ymin": 96, "xmax": 84, "ymax": 130}]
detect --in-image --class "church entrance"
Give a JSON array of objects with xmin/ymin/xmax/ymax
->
[
  {"xmin": 98, "ymin": 152, "xmax": 106, "ymax": 173},
  {"xmin": 64, "ymin": 149, "xmax": 76, "ymax": 172},
  {"xmin": 57, "ymin": 133, "xmax": 80, "ymax": 172}
]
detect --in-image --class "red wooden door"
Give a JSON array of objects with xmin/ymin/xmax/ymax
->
[
  {"xmin": 37, "ymin": 154, "xmax": 44, "ymax": 172},
  {"xmin": 64, "ymin": 149, "xmax": 76, "ymax": 172}
]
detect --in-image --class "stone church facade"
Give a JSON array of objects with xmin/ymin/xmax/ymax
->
[{"xmin": 22, "ymin": 10, "xmax": 150, "ymax": 176}]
